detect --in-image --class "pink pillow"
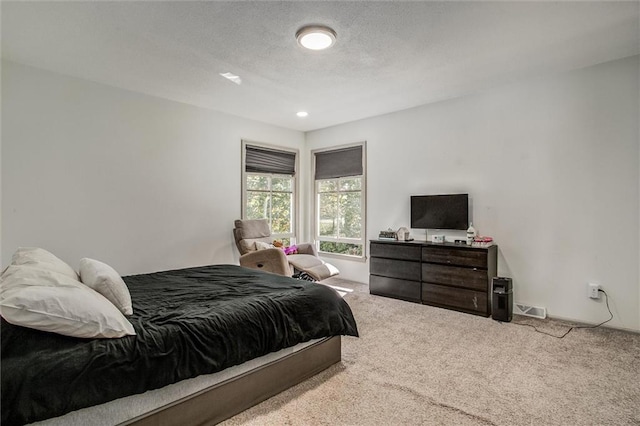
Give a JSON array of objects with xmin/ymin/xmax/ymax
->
[{"xmin": 284, "ymin": 245, "xmax": 298, "ymax": 255}]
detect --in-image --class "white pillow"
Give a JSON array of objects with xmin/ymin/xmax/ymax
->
[
  {"xmin": 1, "ymin": 265, "xmax": 84, "ymax": 289},
  {"xmin": 254, "ymin": 241, "xmax": 274, "ymax": 250},
  {"xmin": 0, "ymin": 267, "xmax": 135, "ymax": 339},
  {"xmin": 79, "ymin": 258, "xmax": 133, "ymax": 316},
  {"xmin": 10, "ymin": 247, "xmax": 79, "ymax": 280}
]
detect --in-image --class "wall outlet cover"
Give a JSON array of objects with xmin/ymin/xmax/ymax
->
[{"xmin": 588, "ymin": 283, "xmax": 601, "ymax": 299}]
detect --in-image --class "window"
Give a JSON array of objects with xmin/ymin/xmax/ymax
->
[
  {"xmin": 313, "ymin": 143, "xmax": 366, "ymax": 258},
  {"xmin": 242, "ymin": 142, "xmax": 298, "ymax": 244}
]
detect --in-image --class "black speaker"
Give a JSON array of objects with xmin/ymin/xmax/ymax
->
[{"xmin": 492, "ymin": 277, "xmax": 513, "ymax": 322}]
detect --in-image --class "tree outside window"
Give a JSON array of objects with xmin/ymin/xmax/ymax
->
[
  {"xmin": 317, "ymin": 177, "xmax": 363, "ymax": 256},
  {"xmin": 245, "ymin": 173, "xmax": 293, "ymax": 244},
  {"xmin": 242, "ymin": 142, "xmax": 297, "ymax": 246},
  {"xmin": 314, "ymin": 143, "xmax": 366, "ymax": 258}
]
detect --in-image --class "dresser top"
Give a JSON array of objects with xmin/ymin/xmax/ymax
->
[{"xmin": 370, "ymin": 239, "xmax": 497, "ymax": 251}]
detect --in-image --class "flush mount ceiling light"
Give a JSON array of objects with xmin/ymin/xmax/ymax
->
[
  {"xmin": 296, "ymin": 25, "xmax": 336, "ymax": 50},
  {"xmin": 296, "ymin": 111, "xmax": 309, "ymax": 118}
]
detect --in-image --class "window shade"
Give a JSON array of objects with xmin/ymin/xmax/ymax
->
[
  {"xmin": 314, "ymin": 145, "xmax": 363, "ymax": 180},
  {"xmin": 245, "ymin": 145, "xmax": 296, "ymax": 175}
]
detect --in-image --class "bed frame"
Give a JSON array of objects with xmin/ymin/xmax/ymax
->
[{"xmin": 123, "ymin": 336, "xmax": 341, "ymax": 425}]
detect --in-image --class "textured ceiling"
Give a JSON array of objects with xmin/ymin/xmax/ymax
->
[{"xmin": 2, "ymin": 1, "xmax": 639, "ymax": 132}]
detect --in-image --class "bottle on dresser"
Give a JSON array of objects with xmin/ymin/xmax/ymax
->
[{"xmin": 466, "ymin": 222, "xmax": 477, "ymax": 245}]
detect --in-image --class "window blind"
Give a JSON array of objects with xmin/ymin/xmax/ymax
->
[
  {"xmin": 245, "ymin": 145, "xmax": 296, "ymax": 175},
  {"xmin": 314, "ymin": 145, "xmax": 363, "ymax": 180}
]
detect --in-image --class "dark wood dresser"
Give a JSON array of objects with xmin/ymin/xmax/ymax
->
[{"xmin": 369, "ymin": 240, "xmax": 498, "ymax": 316}]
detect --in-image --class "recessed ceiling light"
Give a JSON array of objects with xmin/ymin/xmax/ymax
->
[
  {"xmin": 219, "ymin": 72, "xmax": 242, "ymax": 85},
  {"xmin": 296, "ymin": 25, "xmax": 336, "ymax": 51},
  {"xmin": 296, "ymin": 111, "xmax": 309, "ymax": 118}
]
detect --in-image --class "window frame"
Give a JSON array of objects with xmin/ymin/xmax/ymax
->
[
  {"xmin": 312, "ymin": 142, "xmax": 367, "ymax": 261},
  {"xmin": 241, "ymin": 140, "xmax": 299, "ymax": 243}
]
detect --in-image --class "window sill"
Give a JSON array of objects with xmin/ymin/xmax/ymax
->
[{"xmin": 318, "ymin": 252, "xmax": 367, "ymax": 263}]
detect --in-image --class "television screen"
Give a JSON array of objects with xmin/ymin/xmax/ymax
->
[{"xmin": 411, "ymin": 194, "xmax": 469, "ymax": 230}]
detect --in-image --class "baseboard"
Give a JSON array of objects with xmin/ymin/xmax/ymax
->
[{"xmin": 545, "ymin": 314, "xmax": 639, "ymax": 334}]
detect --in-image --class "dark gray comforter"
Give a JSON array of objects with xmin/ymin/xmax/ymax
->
[{"xmin": 1, "ymin": 264, "xmax": 358, "ymax": 425}]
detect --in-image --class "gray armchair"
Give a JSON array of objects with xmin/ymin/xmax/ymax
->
[{"xmin": 233, "ymin": 219, "xmax": 339, "ymax": 281}]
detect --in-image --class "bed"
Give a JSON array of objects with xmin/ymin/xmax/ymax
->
[{"xmin": 1, "ymin": 264, "xmax": 359, "ymax": 425}]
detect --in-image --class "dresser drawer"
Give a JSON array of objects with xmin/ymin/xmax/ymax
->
[
  {"xmin": 422, "ymin": 246, "xmax": 487, "ymax": 268},
  {"xmin": 371, "ymin": 257, "xmax": 421, "ymax": 281},
  {"xmin": 370, "ymin": 275, "xmax": 421, "ymax": 303},
  {"xmin": 421, "ymin": 263, "xmax": 488, "ymax": 291},
  {"xmin": 371, "ymin": 243, "xmax": 421, "ymax": 261},
  {"xmin": 422, "ymin": 283, "xmax": 488, "ymax": 316}
]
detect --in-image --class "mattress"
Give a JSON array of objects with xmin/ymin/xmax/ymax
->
[{"xmin": 2, "ymin": 265, "xmax": 358, "ymax": 425}]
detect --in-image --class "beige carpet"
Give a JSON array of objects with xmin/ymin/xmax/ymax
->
[{"xmin": 222, "ymin": 278, "xmax": 640, "ymax": 425}]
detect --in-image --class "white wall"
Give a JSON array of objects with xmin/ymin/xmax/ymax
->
[
  {"xmin": 3, "ymin": 57, "xmax": 638, "ymax": 331},
  {"xmin": 1, "ymin": 60, "xmax": 305, "ymax": 275},
  {"xmin": 306, "ymin": 56, "xmax": 640, "ymax": 331}
]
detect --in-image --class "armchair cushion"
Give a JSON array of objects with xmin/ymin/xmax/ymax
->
[
  {"xmin": 295, "ymin": 243, "xmax": 318, "ymax": 257},
  {"xmin": 287, "ymin": 254, "xmax": 339, "ymax": 281},
  {"xmin": 234, "ymin": 219, "xmax": 271, "ymax": 239},
  {"xmin": 304, "ymin": 263, "xmax": 341, "ymax": 282},
  {"xmin": 234, "ymin": 219, "xmax": 272, "ymax": 255},
  {"xmin": 287, "ymin": 254, "xmax": 323, "ymax": 270},
  {"xmin": 239, "ymin": 249, "xmax": 291, "ymax": 276}
]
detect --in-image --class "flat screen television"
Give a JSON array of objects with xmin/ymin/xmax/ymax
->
[{"xmin": 411, "ymin": 194, "xmax": 469, "ymax": 230}]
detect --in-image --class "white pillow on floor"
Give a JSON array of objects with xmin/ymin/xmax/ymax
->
[{"xmin": 79, "ymin": 258, "xmax": 133, "ymax": 316}]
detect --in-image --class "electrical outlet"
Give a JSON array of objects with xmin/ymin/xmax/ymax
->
[{"xmin": 588, "ymin": 283, "xmax": 601, "ymax": 299}]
